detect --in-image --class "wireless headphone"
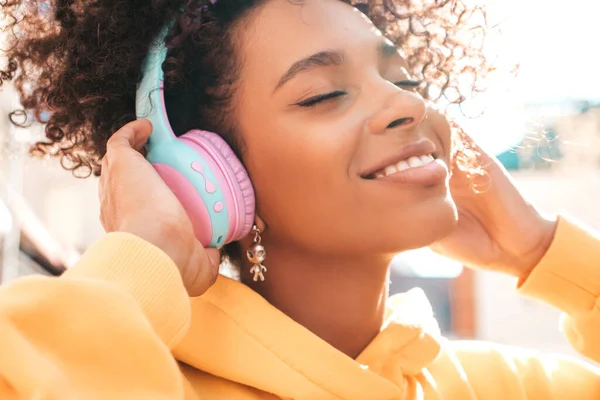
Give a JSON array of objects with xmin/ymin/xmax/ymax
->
[{"xmin": 135, "ymin": 26, "xmax": 256, "ymax": 249}]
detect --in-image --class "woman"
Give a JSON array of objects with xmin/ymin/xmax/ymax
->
[{"xmin": 1, "ymin": 0, "xmax": 599, "ymax": 399}]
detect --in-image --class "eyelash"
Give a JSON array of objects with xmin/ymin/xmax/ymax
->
[{"xmin": 296, "ymin": 80, "xmax": 422, "ymax": 108}]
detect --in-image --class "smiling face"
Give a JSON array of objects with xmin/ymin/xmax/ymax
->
[{"xmin": 234, "ymin": 0, "xmax": 457, "ymax": 257}]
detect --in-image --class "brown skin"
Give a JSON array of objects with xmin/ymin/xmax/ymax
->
[
  {"xmin": 237, "ymin": 1, "xmax": 455, "ymax": 258},
  {"xmin": 99, "ymin": 0, "xmax": 557, "ymax": 358}
]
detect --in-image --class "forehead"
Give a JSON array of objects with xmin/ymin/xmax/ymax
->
[{"xmin": 240, "ymin": 0, "xmax": 385, "ymax": 83}]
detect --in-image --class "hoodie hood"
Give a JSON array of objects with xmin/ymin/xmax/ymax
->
[{"xmin": 173, "ymin": 276, "xmax": 442, "ymax": 400}]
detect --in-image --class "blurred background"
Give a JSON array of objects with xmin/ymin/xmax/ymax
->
[{"xmin": 1, "ymin": 0, "xmax": 600, "ymax": 359}]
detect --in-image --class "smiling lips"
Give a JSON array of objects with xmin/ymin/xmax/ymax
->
[
  {"xmin": 372, "ymin": 154, "xmax": 435, "ymax": 178},
  {"xmin": 362, "ymin": 139, "xmax": 448, "ymax": 186}
]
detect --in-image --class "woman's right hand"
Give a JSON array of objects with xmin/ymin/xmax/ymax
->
[{"xmin": 98, "ymin": 119, "xmax": 220, "ymax": 296}]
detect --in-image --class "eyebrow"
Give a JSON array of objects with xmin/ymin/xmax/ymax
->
[
  {"xmin": 274, "ymin": 41, "xmax": 401, "ymax": 92},
  {"xmin": 275, "ymin": 50, "xmax": 345, "ymax": 92}
]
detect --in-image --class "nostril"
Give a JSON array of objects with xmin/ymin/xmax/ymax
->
[{"xmin": 387, "ymin": 117, "xmax": 414, "ymax": 129}]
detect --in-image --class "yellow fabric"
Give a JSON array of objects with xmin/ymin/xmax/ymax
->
[{"xmin": 1, "ymin": 216, "xmax": 600, "ymax": 399}]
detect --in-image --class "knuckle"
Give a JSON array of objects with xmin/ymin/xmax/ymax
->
[{"xmin": 106, "ymin": 134, "xmax": 119, "ymax": 149}]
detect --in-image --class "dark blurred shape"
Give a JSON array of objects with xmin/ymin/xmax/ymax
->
[{"xmin": 0, "ymin": 196, "xmax": 76, "ymax": 283}]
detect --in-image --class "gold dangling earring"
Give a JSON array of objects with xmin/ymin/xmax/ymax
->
[{"xmin": 247, "ymin": 225, "xmax": 267, "ymax": 282}]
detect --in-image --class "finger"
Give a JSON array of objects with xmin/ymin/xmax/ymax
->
[
  {"xmin": 98, "ymin": 156, "xmax": 108, "ymax": 201},
  {"xmin": 99, "ymin": 155, "xmax": 108, "ymax": 184},
  {"xmin": 98, "ymin": 155, "xmax": 110, "ymax": 230},
  {"xmin": 186, "ymin": 246, "xmax": 221, "ymax": 297},
  {"xmin": 106, "ymin": 119, "xmax": 153, "ymax": 156},
  {"xmin": 101, "ymin": 153, "xmax": 109, "ymax": 170},
  {"xmin": 206, "ymin": 248, "xmax": 222, "ymax": 268},
  {"xmin": 99, "ymin": 197, "xmax": 108, "ymax": 231}
]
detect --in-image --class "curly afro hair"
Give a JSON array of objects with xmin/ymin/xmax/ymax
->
[{"xmin": 0, "ymin": 0, "xmax": 493, "ymax": 178}]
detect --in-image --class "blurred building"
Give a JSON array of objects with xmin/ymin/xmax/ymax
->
[
  {"xmin": 476, "ymin": 101, "xmax": 600, "ymax": 357},
  {"xmin": 0, "ymin": 84, "xmax": 91, "ymax": 282}
]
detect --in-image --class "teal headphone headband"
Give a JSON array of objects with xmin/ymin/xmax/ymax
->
[{"xmin": 135, "ymin": 24, "xmax": 174, "ymax": 146}]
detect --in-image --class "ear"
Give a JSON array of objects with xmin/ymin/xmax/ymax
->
[{"xmin": 255, "ymin": 214, "xmax": 267, "ymax": 233}]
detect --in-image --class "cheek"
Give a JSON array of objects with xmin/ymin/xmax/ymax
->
[
  {"xmin": 254, "ymin": 129, "xmax": 349, "ymax": 201},
  {"xmin": 243, "ymin": 115, "xmax": 359, "ymax": 236}
]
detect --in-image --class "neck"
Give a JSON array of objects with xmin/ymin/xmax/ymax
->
[{"xmin": 242, "ymin": 243, "xmax": 392, "ymax": 359}]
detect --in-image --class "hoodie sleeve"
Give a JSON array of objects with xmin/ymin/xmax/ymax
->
[
  {"xmin": 444, "ymin": 216, "xmax": 600, "ymax": 399},
  {"xmin": 0, "ymin": 232, "xmax": 193, "ymax": 399},
  {"xmin": 518, "ymin": 216, "xmax": 600, "ymax": 363}
]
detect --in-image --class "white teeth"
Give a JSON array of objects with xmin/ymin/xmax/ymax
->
[
  {"xmin": 373, "ymin": 153, "xmax": 435, "ymax": 179},
  {"xmin": 396, "ymin": 160, "xmax": 410, "ymax": 171},
  {"xmin": 407, "ymin": 156, "xmax": 423, "ymax": 168},
  {"xmin": 384, "ymin": 164, "xmax": 398, "ymax": 175},
  {"xmin": 420, "ymin": 155, "xmax": 434, "ymax": 164}
]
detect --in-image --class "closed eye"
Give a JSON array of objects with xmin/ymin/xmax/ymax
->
[
  {"xmin": 295, "ymin": 80, "xmax": 420, "ymax": 108},
  {"xmin": 296, "ymin": 91, "xmax": 347, "ymax": 107}
]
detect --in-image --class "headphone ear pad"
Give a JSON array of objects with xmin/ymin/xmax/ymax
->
[
  {"xmin": 152, "ymin": 162, "xmax": 214, "ymax": 247},
  {"xmin": 181, "ymin": 130, "xmax": 255, "ymax": 243}
]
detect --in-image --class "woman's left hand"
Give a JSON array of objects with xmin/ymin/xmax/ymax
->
[{"xmin": 430, "ymin": 130, "xmax": 558, "ymax": 280}]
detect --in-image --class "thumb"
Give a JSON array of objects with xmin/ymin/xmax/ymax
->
[
  {"xmin": 206, "ymin": 248, "xmax": 222, "ymax": 268},
  {"xmin": 106, "ymin": 119, "xmax": 153, "ymax": 155},
  {"xmin": 185, "ymin": 246, "xmax": 221, "ymax": 297}
]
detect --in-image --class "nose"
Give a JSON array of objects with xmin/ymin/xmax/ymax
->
[{"xmin": 365, "ymin": 87, "xmax": 427, "ymax": 135}]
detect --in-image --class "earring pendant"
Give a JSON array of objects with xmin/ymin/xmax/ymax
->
[{"xmin": 247, "ymin": 226, "xmax": 267, "ymax": 282}]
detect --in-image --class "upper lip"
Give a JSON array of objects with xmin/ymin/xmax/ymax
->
[{"xmin": 360, "ymin": 139, "xmax": 437, "ymax": 178}]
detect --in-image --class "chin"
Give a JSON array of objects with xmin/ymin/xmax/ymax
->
[{"xmin": 377, "ymin": 194, "xmax": 458, "ymax": 254}]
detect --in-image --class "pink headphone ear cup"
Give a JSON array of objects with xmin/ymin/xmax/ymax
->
[
  {"xmin": 183, "ymin": 130, "xmax": 255, "ymax": 241},
  {"xmin": 152, "ymin": 163, "xmax": 213, "ymax": 247}
]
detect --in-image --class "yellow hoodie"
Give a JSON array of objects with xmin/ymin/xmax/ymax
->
[{"xmin": 1, "ymin": 216, "xmax": 600, "ymax": 399}]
